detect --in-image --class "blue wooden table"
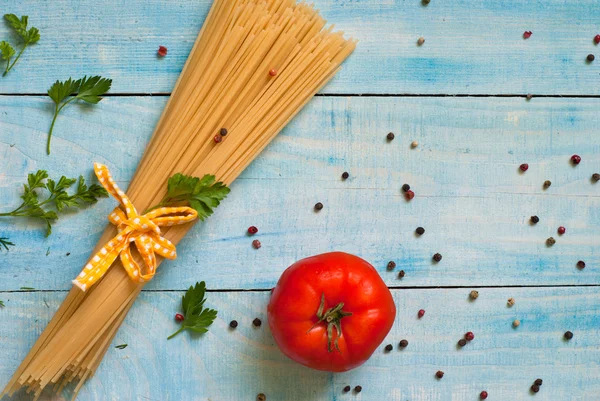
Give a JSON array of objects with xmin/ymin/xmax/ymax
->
[{"xmin": 1, "ymin": 1, "xmax": 600, "ymax": 400}]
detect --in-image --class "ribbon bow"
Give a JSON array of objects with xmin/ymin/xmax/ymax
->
[{"xmin": 72, "ymin": 163, "xmax": 198, "ymax": 292}]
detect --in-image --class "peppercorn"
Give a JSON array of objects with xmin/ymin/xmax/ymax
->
[
  {"xmin": 269, "ymin": 69, "xmax": 277, "ymax": 76},
  {"xmin": 253, "ymin": 318, "xmax": 262, "ymax": 327},
  {"xmin": 433, "ymin": 253, "xmax": 442, "ymax": 262},
  {"xmin": 399, "ymin": 339, "xmax": 408, "ymax": 348},
  {"xmin": 470, "ymin": 290, "xmax": 479, "ymax": 300},
  {"xmin": 416, "ymin": 227, "xmax": 425, "ymax": 235},
  {"xmin": 507, "ymin": 297, "xmax": 515, "ymax": 307},
  {"xmin": 577, "ymin": 260, "xmax": 586, "ymax": 269},
  {"xmin": 546, "ymin": 237, "xmax": 556, "ymax": 246},
  {"xmin": 457, "ymin": 339, "xmax": 467, "ymax": 347},
  {"xmin": 341, "ymin": 171, "xmax": 349, "ymax": 180},
  {"xmin": 564, "ymin": 331, "xmax": 573, "ymax": 340},
  {"xmin": 531, "ymin": 384, "xmax": 540, "ymax": 393},
  {"xmin": 248, "ymin": 226, "xmax": 258, "ymax": 235},
  {"xmin": 513, "ymin": 319, "xmax": 520, "ymax": 327},
  {"xmin": 387, "ymin": 132, "xmax": 395, "ymax": 141},
  {"xmin": 175, "ymin": 313, "xmax": 184, "ymax": 322},
  {"xmin": 436, "ymin": 371, "xmax": 444, "ymax": 379},
  {"xmin": 252, "ymin": 239, "xmax": 261, "ymax": 249},
  {"xmin": 480, "ymin": 391, "xmax": 488, "ymax": 400},
  {"xmin": 157, "ymin": 46, "xmax": 168, "ymax": 57},
  {"xmin": 530, "ymin": 215, "xmax": 539, "ymax": 224},
  {"xmin": 229, "ymin": 320, "xmax": 238, "ymax": 328},
  {"xmin": 402, "ymin": 183, "xmax": 410, "ymax": 192},
  {"xmin": 422, "ymin": 0, "xmax": 430, "ymax": 4},
  {"xmin": 398, "ymin": 270, "xmax": 405, "ymax": 278},
  {"xmin": 595, "ymin": 34, "xmax": 600, "ymax": 44},
  {"xmin": 557, "ymin": 226, "xmax": 566, "ymax": 235},
  {"xmin": 526, "ymin": 94, "xmax": 533, "ymax": 100},
  {"xmin": 418, "ymin": 309, "xmax": 425, "ymax": 318},
  {"xmin": 465, "ymin": 331, "xmax": 475, "ymax": 341},
  {"xmin": 213, "ymin": 134, "xmax": 223, "ymax": 143},
  {"xmin": 257, "ymin": 393, "xmax": 266, "ymax": 401},
  {"xmin": 387, "ymin": 261, "xmax": 396, "ymax": 270},
  {"xmin": 411, "ymin": 140, "xmax": 419, "ymax": 148},
  {"xmin": 385, "ymin": 344, "xmax": 393, "ymax": 352},
  {"xmin": 417, "ymin": 37, "xmax": 425, "ymax": 46},
  {"xmin": 587, "ymin": 54, "xmax": 595, "ymax": 62},
  {"xmin": 543, "ymin": 180, "xmax": 551, "ymax": 189},
  {"xmin": 571, "ymin": 154, "xmax": 582, "ymax": 164},
  {"xmin": 314, "ymin": 202, "xmax": 323, "ymax": 211},
  {"xmin": 534, "ymin": 379, "xmax": 543, "ymax": 386},
  {"xmin": 343, "ymin": 385, "xmax": 351, "ymax": 393},
  {"xmin": 220, "ymin": 128, "xmax": 228, "ymax": 136},
  {"xmin": 405, "ymin": 190, "xmax": 415, "ymax": 200},
  {"xmin": 592, "ymin": 173, "xmax": 600, "ymax": 182},
  {"xmin": 354, "ymin": 386, "xmax": 362, "ymax": 393},
  {"xmin": 520, "ymin": 163, "xmax": 529, "ymax": 172},
  {"xmin": 523, "ymin": 31, "xmax": 532, "ymax": 39}
]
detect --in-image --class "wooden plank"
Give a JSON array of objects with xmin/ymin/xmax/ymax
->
[
  {"xmin": 2, "ymin": 0, "xmax": 600, "ymax": 95},
  {"xmin": 1, "ymin": 96, "xmax": 599, "ymax": 290},
  {"xmin": 0, "ymin": 287, "xmax": 598, "ymax": 400}
]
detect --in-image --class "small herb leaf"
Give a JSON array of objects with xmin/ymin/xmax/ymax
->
[
  {"xmin": 0, "ymin": 41, "xmax": 15, "ymax": 60},
  {"xmin": 115, "ymin": 344, "xmax": 128, "ymax": 349},
  {"xmin": 0, "ymin": 237, "xmax": 14, "ymax": 251},
  {"xmin": 168, "ymin": 281, "xmax": 217, "ymax": 339},
  {"xmin": 2, "ymin": 14, "xmax": 39, "ymax": 76}
]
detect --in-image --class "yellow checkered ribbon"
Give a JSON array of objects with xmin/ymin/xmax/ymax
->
[{"xmin": 72, "ymin": 163, "xmax": 198, "ymax": 292}]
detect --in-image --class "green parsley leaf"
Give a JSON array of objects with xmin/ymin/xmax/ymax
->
[
  {"xmin": 152, "ymin": 173, "xmax": 230, "ymax": 220},
  {"xmin": 20, "ymin": 287, "xmax": 34, "ymax": 291},
  {"xmin": 168, "ymin": 281, "xmax": 218, "ymax": 339},
  {"xmin": 46, "ymin": 76, "xmax": 112, "ymax": 154},
  {"xmin": 0, "ymin": 300, "xmax": 5, "ymax": 308},
  {"xmin": 0, "ymin": 170, "xmax": 108, "ymax": 238},
  {"xmin": 2, "ymin": 14, "xmax": 39, "ymax": 76},
  {"xmin": 115, "ymin": 344, "xmax": 128, "ymax": 349},
  {"xmin": 0, "ymin": 237, "xmax": 15, "ymax": 251}
]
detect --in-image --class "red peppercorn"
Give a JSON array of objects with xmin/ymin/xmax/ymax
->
[
  {"xmin": 175, "ymin": 313, "xmax": 184, "ymax": 322},
  {"xmin": 269, "ymin": 69, "xmax": 277, "ymax": 76},
  {"xmin": 480, "ymin": 391, "xmax": 488, "ymax": 400},
  {"xmin": 214, "ymin": 134, "xmax": 223, "ymax": 143},
  {"xmin": 577, "ymin": 260, "xmax": 586, "ymax": 269},
  {"xmin": 252, "ymin": 239, "xmax": 261, "ymax": 249},
  {"xmin": 557, "ymin": 226, "xmax": 566, "ymax": 235},
  {"xmin": 465, "ymin": 331, "xmax": 475, "ymax": 341},
  {"xmin": 523, "ymin": 31, "xmax": 532, "ymax": 39},
  {"xmin": 248, "ymin": 226, "xmax": 258, "ymax": 235},
  {"xmin": 418, "ymin": 309, "xmax": 425, "ymax": 318},
  {"xmin": 405, "ymin": 190, "xmax": 415, "ymax": 200},
  {"xmin": 571, "ymin": 155, "xmax": 581, "ymax": 165},
  {"xmin": 435, "ymin": 370, "xmax": 444, "ymax": 379},
  {"xmin": 157, "ymin": 46, "xmax": 168, "ymax": 57},
  {"xmin": 595, "ymin": 35, "xmax": 600, "ymax": 44},
  {"xmin": 519, "ymin": 163, "xmax": 529, "ymax": 172}
]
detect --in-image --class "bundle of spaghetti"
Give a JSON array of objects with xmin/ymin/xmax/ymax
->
[{"xmin": 2, "ymin": 0, "xmax": 355, "ymax": 399}]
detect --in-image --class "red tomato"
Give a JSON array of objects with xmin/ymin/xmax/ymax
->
[{"xmin": 267, "ymin": 252, "xmax": 396, "ymax": 372}]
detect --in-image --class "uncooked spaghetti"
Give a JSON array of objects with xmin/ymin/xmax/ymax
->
[{"xmin": 2, "ymin": 0, "xmax": 355, "ymax": 399}]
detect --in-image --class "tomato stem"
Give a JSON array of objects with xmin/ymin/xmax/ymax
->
[{"xmin": 307, "ymin": 293, "xmax": 352, "ymax": 353}]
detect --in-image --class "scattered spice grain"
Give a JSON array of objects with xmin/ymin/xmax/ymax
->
[
  {"xmin": 411, "ymin": 140, "xmax": 419, "ymax": 148},
  {"xmin": 564, "ymin": 331, "xmax": 573, "ymax": 340},
  {"xmin": 520, "ymin": 163, "xmax": 529, "ymax": 172},
  {"xmin": 257, "ymin": 393, "xmax": 266, "ymax": 401},
  {"xmin": 229, "ymin": 320, "xmax": 238, "ymax": 328},
  {"xmin": 465, "ymin": 331, "xmax": 475, "ymax": 341},
  {"xmin": 405, "ymin": 190, "xmax": 415, "ymax": 200},
  {"xmin": 436, "ymin": 371, "xmax": 444, "ymax": 379},
  {"xmin": 416, "ymin": 226, "xmax": 425, "ymax": 235},
  {"xmin": 523, "ymin": 31, "xmax": 532, "ymax": 39},
  {"xmin": 587, "ymin": 54, "xmax": 595, "ymax": 62},
  {"xmin": 534, "ymin": 379, "xmax": 543, "ymax": 386},
  {"xmin": 157, "ymin": 46, "xmax": 168, "ymax": 57},
  {"xmin": 341, "ymin": 171, "xmax": 349, "ymax": 180},
  {"xmin": 387, "ymin": 132, "xmax": 395, "ymax": 141},
  {"xmin": 577, "ymin": 260, "xmax": 586, "ymax": 269},
  {"xmin": 557, "ymin": 226, "xmax": 566, "ymax": 235},
  {"xmin": 269, "ymin": 69, "xmax": 277, "ymax": 76},
  {"xmin": 398, "ymin": 270, "xmax": 405, "ymax": 278},
  {"xmin": 433, "ymin": 253, "xmax": 442, "ymax": 262},
  {"xmin": 457, "ymin": 339, "xmax": 467, "ymax": 347},
  {"xmin": 387, "ymin": 261, "xmax": 396, "ymax": 270},
  {"xmin": 213, "ymin": 134, "xmax": 223, "ymax": 143},
  {"xmin": 513, "ymin": 319, "xmax": 520, "ymax": 327},
  {"xmin": 385, "ymin": 344, "xmax": 393, "ymax": 352},
  {"xmin": 354, "ymin": 386, "xmax": 362, "ymax": 393},
  {"xmin": 219, "ymin": 128, "xmax": 228, "ymax": 136},
  {"xmin": 571, "ymin": 154, "xmax": 582, "ymax": 164},
  {"xmin": 175, "ymin": 313, "xmax": 184, "ymax": 322},
  {"xmin": 526, "ymin": 94, "xmax": 533, "ymax": 100},
  {"xmin": 480, "ymin": 391, "xmax": 488, "ymax": 400},
  {"xmin": 248, "ymin": 226, "xmax": 258, "ymax": 235},
  {"xmin": 418, "ymin": 309, "xmax": 425, "ymax": 318},
  {"xmin": 252, "ymin": 239, "xmax": 262, "ymax": 249},
  {"xmin": 543, "ymin": 180, "xmax": 551, "ymax": 189},
  {"xmin": 399, "ymin": 339, "xmax": 409, "ymax": 348},
  {"xmin": 531, "ymin": 384, "xmax": 540, "ymax": 393},
  {"xmin": 530, "ymin": 215, "xmax": 539, "ymax": 224},
  {"xmin": 417, "ymin": 37, "xmax": 425, "ymax": 46},
  {"xmin": 343, "ymin": 386, "xmax": 351, "ymax": 393},
  {"xmin": 470, "ymin": 290, "xmax": 479, "ymax": 300},
  {"xmin": 592, "ymin": 173, "xmax": 600, "ymax": 182},
  {"xmin": 314, "ymin": 202, "xmax": 323, "ymax": 211},
  {"xmin": 507, "ymin": 297, "xmax": 515, "ymax": 307},
  {"xmin": 402, "ymin": 184, "xmax": 411, "ymax": 192},
  {"xmin": 595, "ymin": 34, "xmax": 600, "ymax": 44},
  {"xmin": 252, "ymin": 318, "xmax": 262, "ymax": 327},
  {"xmin": 546, "ymin": 237, "xmax": 556, "ymax": 246}
]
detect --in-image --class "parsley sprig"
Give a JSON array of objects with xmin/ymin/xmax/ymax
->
[
  {"xmin": 1, "ymin": 14, "xmax": 39, "ymax": 76},
  {"xmin": 46, "ymin": 76, "xmax": 112, "ymax": 154},
  {"xmin": 151, "ymin": 173, "xmax": 230, "ymax": 219},
  {"xmin": 0, "ymin": 300, "xmax": 5, "ymax": 308},
  {"xmin": 0, "ymin": 170, "xmax": 108, "ymax": 239},
  {"xmin": 168, "ymin": 281, "xmax": 217, "ymax": 340}
]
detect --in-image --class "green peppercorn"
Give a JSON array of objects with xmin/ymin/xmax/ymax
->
[
  {"xmin": 470, "ymin": 290, "xmax": 479, "ymax": 300},
  {"xmin": 543, "ymin": 180, "xmax": 551, "ymax": 189},
  {"xmin": 546, "ymin": 237, "xmax": 556, "ymax": 246},
  {"xmin": 354, "ymin": 386, "xmax": 362, "ymax": 393},
  {"xmin": 592, "ymin": 173, "xmax": 600, "ymax": 182},
  {"xmin": 257, "ymin": 393, "xmax": 266, "ymax": 401}
]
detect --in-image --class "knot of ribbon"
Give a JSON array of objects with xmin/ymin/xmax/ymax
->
[{"xmin": 72, "ymin": 163, "xmax": 198, "ymax": 292}]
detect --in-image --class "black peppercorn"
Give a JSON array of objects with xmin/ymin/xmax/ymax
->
[
  {"xmin": 354, "ymin": 386, "xmax": 362, "ymax": 393},
  {"xmin": 399, "ymin": 339, "xmax": 408, "ymax": 348},
  {"xmin": 229, "ymin": 320, "xmax": 238, "ymax": 328},
  {"xmin": 592, "ymin": 173, "xmax": 600, "ymax": 182},
  {"xmin": 436, "ymin": 371, "xmax": 444, "ymax": 379},
  {"xmin": 564, "ymin": 331, "xmax": 573, "ymax": 340},
  {"xmin": 402, "ymin": 184, "xmax": 410, "ymax": 192},
  {"xmin": 343, "ymin": 385, "xmax": 351, "ymax": 393},
  {"xmin": 219, "ymin": 128, "xmax": 228, "ymax": 136},
  {"xmin": 342, "ymin": 171, "xmax": 349, "ymax": 180},
  {"xmin": 458, "ymin": 339, "xmax": 467, "ymax": 347},
  {"xmin": 543, "ymin": 180, "xmax": 551, "ymax": 189},
  {"xmin": 416, "ymin": 227, "xmax": 425, "ymax": 235},
  {"xmin": 387, "ymin": 132, "xmax": 395, "ymax": 141},
  {"xmin": 257, "ymin": 393, "xmax": 266, "ymax": 401},
  {"xmin": 531, "ymin": 384, "xmax": 540, "ymax": 393},
  {"xmin": 387, "ymin": 261, "xmax": 396, "ymax": 270},
  {"xmin": 398, "ymin": 270, "xmax": 405, "ymax": 278},
  {"xmin": 546, "ymin": 237, "xmax": 556, "ymax": 246},
  {"xmin": 587, "ymin": 54, "xmax": 595, "ymax": 62},
  {"xmin": 433, "ymin": 253, "xmax": 442, "ymax": 262},
  {"xmin": 531, "ymin": 215, "xmax": 539, "ymax": 224},
  {"xmin": 577, "ymin": 260, "xmax": 586, "ymax": 269},
  {"xmin": 534, "ymin": 379, "xmax": 543, "ymax": 386},
  {"xmin": 314, "ymin": 202, "xmax": 323, "ymax": 211},
  {"xmin": 385, "ymin": 344, "xmax": 393, "ymax": 352},
  {"xmin": 253, "ymin": 318, "xmax": 262, "ymax": 327}
]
